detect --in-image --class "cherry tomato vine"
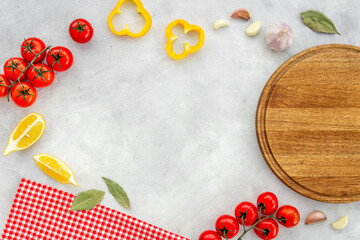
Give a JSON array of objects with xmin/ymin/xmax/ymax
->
[
  {"xmin": 1, "ymin": 37, "xmax": 74, "ymax": 107},
  {"xmin": 199, "ymin": 192, "xmax": 300, "ymax": 240},
  {"xmin": 1, "ymin": 19, "xmax": 91, "ymax": 107},
  {"xmin": 4, "ymin": 44, "xmax": 51, "ymax": 102}
]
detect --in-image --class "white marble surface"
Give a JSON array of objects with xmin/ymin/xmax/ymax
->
[{"xmin": 0, "ymin": 0, "xmax": 360, "ymax": 239}]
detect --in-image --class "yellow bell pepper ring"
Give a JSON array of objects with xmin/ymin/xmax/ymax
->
[
  {"xmin": 108, "ymin": 0, "xmax": 152, "ymax": 38},
  {"xmin": 166, "ymin": 19, "xmax": 205, "ymax": 60}
]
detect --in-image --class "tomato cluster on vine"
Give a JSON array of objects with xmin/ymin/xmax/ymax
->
[
  {"xmin": 0, "ymin": 19, "xmax": 94, "ymax": 108},
  {"xmin": 199, "ymin": 192, "xmax": 300, "ymax": 240},
  {"xmin": 0, "ymin": 37, "xmax": 73, "ymax": 107}
]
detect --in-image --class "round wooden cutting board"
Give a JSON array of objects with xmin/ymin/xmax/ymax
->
[{"xmin": 256, "ymin": 44, "xmax": 360, "ymax": 203}]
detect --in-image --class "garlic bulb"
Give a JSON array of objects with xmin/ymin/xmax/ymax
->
[{"xmin": 265, "ymin": 22, "xmax": 293, "ymax": 51}]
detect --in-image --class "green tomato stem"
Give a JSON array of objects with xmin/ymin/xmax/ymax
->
[{"xmin": 240, "ymin": 217, "xmax": 246, "ymax": 232}]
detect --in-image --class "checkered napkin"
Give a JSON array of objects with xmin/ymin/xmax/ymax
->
[{"xmin": 1, "ymin": 179, "xmax": 188, "ymax": 240}]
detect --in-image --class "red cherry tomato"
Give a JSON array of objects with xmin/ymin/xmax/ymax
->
[
  {"xmin": 20, "ymin": 37, "xmax": 46, "ymax": 63},
  {"xmin": 199, "ymin": 230, "xmax": 221, "ymax": 240},
  {"xmin": 257, "ymin": 192, "xmax": 278, "ymax": 215},
  {"xmin": 235, "ymin": 201, "xmax": 258, "ymax": 226},
  {"xmin": 275, "ymin": 205, "xmax": 300, "ymax": 228},
  {"xmin": 215, "ymin": 215, "xmax": 239, "ymax": 239},
  {"xmin": 69, "ymin": 19, "xmax": 94, "ymax": 43},
  {"xmin": 27, "ymin": 63, "xmax": 55, "ymax": 88},
  {"xmin": 4, "ymin": 57, "xmax": 28, "ymax": 81},
  {"xmin": 254, "ymin": 218, "xmax": 279, "ymax": 240},
  {"xmin": 0, "ymin": 74, "xmax": 11, "ymax": 97},
  {"xmin": 10, "ymin": 82, "xmax": 37, "ymax": 108},
  {"xmin": 46, "ymin": 46, "xmax": 73, "ymax": 72}
]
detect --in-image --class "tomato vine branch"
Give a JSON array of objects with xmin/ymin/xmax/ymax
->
[{"xmin": 237, "ymin": 210, "xmax": 273, "ymax": 240}]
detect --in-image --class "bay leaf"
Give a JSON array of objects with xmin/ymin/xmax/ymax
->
[
  {"xmin": 300, "ymin": 10, "xmax": 340, "ymax": 34},
  {"xmin": 102, "ymin": 177, "xmax": 131, "ymax": 210},
  {"xmin": 69, "ymin": 189, "xmax": 105, "ymax": 211}
]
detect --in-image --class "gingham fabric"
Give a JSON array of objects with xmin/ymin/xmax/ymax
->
[{"xmin": 1, "ymin": 179, "xmax": 188, "ymax": 240}]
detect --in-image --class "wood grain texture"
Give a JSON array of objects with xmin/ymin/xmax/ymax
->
[{"xmin": 256, "ymin": 44, "xmax": 360, "ymax": 203}]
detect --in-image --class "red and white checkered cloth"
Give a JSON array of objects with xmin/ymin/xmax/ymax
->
[{"xmin": 1, "ymin": 179, "xmax": 189, "ymax": 240}]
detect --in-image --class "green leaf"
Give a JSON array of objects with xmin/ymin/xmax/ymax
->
[
  {"xmin": 102, "ymin": 177, "xmax": 131, "ymax": 210},
  {"xmin": 300, "ymin": 10, "xmax": 340, "ymax": 34},
  {"xmin": 69, "ymin": 189, "xmax": 105, "ymax": 211}
]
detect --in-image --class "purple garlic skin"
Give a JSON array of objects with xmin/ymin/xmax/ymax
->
[
  {"xmin": 305, "ymin": 210, "xmax": 327, "ymax": 225},
  {"xmin": 266, "ymin": 22, "xmax": 293, "ymax": 51}
]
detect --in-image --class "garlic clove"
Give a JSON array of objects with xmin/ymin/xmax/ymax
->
[
  {"xmin": 331, "ymin": 215, "xmax": 348, "ymax": 230},
  {"xmin": 305, "ymin": 210, "xmax": 327, "ymax": 225},
  {"xmin": 246, "ymin": 21, "xmax": 261, "ymax": 36},
  {"xmin": 213, "ymin": 19, "xmax": 230, "ymax": 30},
  {"xmin": 231, "ymin": 8, "xmax": 251, "ymax": 21}
]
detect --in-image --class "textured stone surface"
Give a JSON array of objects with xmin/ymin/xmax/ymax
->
[{"xmin": 0, "ymin": 0, "xmax": 359, "ymax": 239}]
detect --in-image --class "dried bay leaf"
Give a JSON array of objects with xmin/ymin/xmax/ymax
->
[
  {"xmin": 102, "ymin": 177, "xmax": 131, "ymax": 210},
  {"xmin": 300, "ymin": 10, "xmax": 340, "ymax": 34},
  {"xmin": 69, "ymin": 189, "xmax": 105, "ymax": 211}
]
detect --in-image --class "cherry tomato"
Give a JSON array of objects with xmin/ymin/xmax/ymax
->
[
  {"xmin": 254, "ymin": 218, "xmax": 279, "ymax": 240},
  {"xmin": 10, "ymin": 82, "xmax": 37, "ymax": 108},
  {"xmin": 215, "ymin": 215, "xmax": 239, "ymax": 239},
  {"xmin": 20, "ymin": 37, "xmax": 46, "ymax": 63},
  {"xmin": 0, "ymin": 74, "xmax": 11, "ymax": 97},
  {"xmin": 4, "ymin": 57, "xmax": 28, "ymax": 81},
  {"xmin": 27, "ymin": 63, "xmax": 55, "ymax": 88},
  {"xmin": 199, "ymin": 230, "xmax": 221, "ymax": 240},
  {"xmin": 235, "ymin": 201, "xmax": 258, "ymax": 226},
  {"xmin": 257, "ymin": 192, "xmax": 278, "ymax": 215},
  {"xmin": 69, "ymin": 19, "xmax": 94, "ymax": 43},
  {"xmin": 46, "ymin": 46, "xmax": 73, "ymax": 72},
  {"xmin": 275, "ymin": 205, "xmax": 300, "ymax": 228}
]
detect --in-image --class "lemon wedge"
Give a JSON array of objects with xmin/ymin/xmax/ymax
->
[
  {"xmin": 3, "ymin": 113, "xmax": 45, "ymax": 156},
  {"xmin": 331, "ymin": 215, "xmax": 348, "ymax": 230},
  {"xmin": 33, "ymin": 154, "xmax": 78, "ymax": 187}
]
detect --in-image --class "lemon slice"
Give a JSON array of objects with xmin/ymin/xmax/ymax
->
[
  {"xmin": 33, "ymin": 154, "xmax": 78, "ymax": 187},
  {"xmin": 331, "ymin": 215, "xmax": 348, "ymax": 230},
  {"xmin": 3, "ymin": 113, "xmax": 45, "ymax": 156}
]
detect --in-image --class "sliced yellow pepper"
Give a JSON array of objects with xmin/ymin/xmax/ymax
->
[
  {"xmin": 108, "ymin": 0, "xmax": 152, "ymax": 38},
  {"xmin": 166, "ymin": 19, "xmax": 205, "ymax": 60}
]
